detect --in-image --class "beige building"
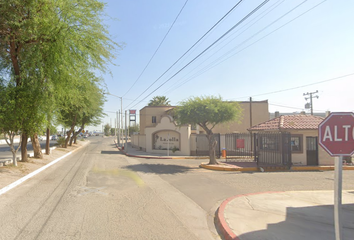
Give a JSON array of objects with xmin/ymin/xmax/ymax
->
[
  {"xmin": 132, "ymin": 100, "xmax": 269, "ymax": 156},
  {"xmin": 209, "ymin": 100, "xmax": 269, "ymax": 134},
  {"xmin": 248, "ymin": 114, "xmax": 334, "ymax": 166}
]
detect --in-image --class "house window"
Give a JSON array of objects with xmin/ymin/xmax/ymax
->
[
  {"xmin": 152, "ymin": 116, "xmax": 156, "ymax": 123},
  {"xmin": 291, "ymin": 135, "xmax": 303, "ymax": 153}
]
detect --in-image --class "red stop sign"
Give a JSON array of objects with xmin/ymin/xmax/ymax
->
[{"xmin": 319, "ymin": 112, "xmax": 354, "ymax": 156}]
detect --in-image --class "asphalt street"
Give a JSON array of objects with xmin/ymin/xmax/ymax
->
[
  {"xmin": 0, "ymin": 140, "xmax": 58, "ymax": 159},
  {"xmin": 1, "ymin": 136, "xmax": 354, "ymax": 239}
]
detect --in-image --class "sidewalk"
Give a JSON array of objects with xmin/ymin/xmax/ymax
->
[{"xmin": 216, "ymin": 190, "xmax": 354, "ymax": 240}]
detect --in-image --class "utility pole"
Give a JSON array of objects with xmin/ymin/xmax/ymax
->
[
  {"xmin": 125, "ymin": 110, "xmax": 128, "ymax": 152},
  {"xmin": 117, "ymin": 111, "xmax": 120, "ymax": 146},
  {"xmin": 303, "ymin": 90, "xmax": 319, "ymax": 115},
  {"xmin": 104, "ymin": 92, "xmax": 123, "ymax": 146}
]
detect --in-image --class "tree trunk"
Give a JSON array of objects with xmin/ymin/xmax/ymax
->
[
  {"xmin": 31, "ymin": 133, "xmax": 43, "ymax": 159},
  {"xmin": 73, "ymin": 126, "xmax": 83, "ymax": 145},
  {"xmin": 69, "ymin": 134, "xmax": 74, "ymax": 146},
  {"xmin": 65, "ymin": 128, "xmax": 74, "ymax": 148},
  {"xmin": 5, "ymin": 132, "xmax": 18, "ymax": 167},
  {"xmin": 45, "ymin": 128, "xmax": 50, "ymax": 154},
  {"xmin": 206, "ymin": 133, "xmax": 218, "ymax": 165},
  {"xmin": 21, "ymin": 132, "xmax": 28, "ymax": 162}
]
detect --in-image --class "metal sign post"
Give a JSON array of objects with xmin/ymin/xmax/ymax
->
[
  {"xmin": 334, "ymin": 156, "xmax": 343, "ymax": 240},
  {"xmin": 318, "ymin": 112, "xmax": 354, "ymax": 240}
]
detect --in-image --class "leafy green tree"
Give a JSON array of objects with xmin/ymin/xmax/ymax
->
[
  {"xmin": 148, "ymin": 96, "xmax": 171, "ymax": 106},
  {"xmin": 0, "ymin": 0, "xmax": 117, "ymax": 160},
  {"xmin": 104, "ymin": 124, "xmax": 111, "ymax": 136},
  {"xmin": 175, "ymin": 96, "xmax": 242, "ymax": 165},
  {"xmin": 129, "ymin": 124, "xmax": 140, "ymax": 136}
]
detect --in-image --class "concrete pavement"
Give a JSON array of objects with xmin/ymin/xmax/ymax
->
[
  {"xmin": 216, "ymin": 190, "xmax": 354, "ymax": 240},
  {"xmin": 115, "ymin": 141, "xmax": 354, "ymax": 240}
]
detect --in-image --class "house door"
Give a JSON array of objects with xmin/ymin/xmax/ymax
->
[{"xmin": 306, "ymin": 137, "xmax": 318, "ymax": 166}]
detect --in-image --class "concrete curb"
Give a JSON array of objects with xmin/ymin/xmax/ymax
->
[
  {"xmin": 0, "ymin": 141, "xmax": 90, "ymax": 196},
  {"xmin": 216, "ymin": 191, "xmax": 283, "ymax": 240},
  {"xmin": 200, "ymin": 163, "xmax": 354, "ymax": 172},
  {"xmin": 200, "ymin": 163, "xmax": 259, "ymax": 172}
]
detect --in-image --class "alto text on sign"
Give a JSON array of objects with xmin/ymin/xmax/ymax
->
[{"xmin": 319, "ymin": 112, "xmax": 354, "ymax": 156}]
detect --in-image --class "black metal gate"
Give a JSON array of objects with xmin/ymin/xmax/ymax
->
[
  {"xmin": 225, "ymin": 133, "xmax": 253, "ymax": 159},
  {"xmin": 254, "ymin": 132, "xmax": 292, "ymax": 166},
  {"xmin": 196, "ymin": 134, "xmax": 221, "ymax": 158}
]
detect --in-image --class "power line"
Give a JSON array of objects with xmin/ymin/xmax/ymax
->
[
  {"xmin": 122, "ymin": 0, "xmax": 189, "ymax": 97},
  {"xmin": 124, "ymin": 0, "xmax": 244, "ymax": 109},
  {"xmin": 235, "ymin": 72, "xmax": 354, "ymax": 100},
  {"xmin": 163, "ymin": 0, "xmax": 285, "ymax": 94},
  {"xmin": 128, "ymin": 0, "xmax": 270, "ymax": 109},
  {"xmin": 163, "ymin": 0, "xmax": 327, "ymax": 94}
]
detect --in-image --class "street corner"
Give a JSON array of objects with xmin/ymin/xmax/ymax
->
[{"xmin": 215, "ymin": 190, "xmax": 354, "ymax": 240}]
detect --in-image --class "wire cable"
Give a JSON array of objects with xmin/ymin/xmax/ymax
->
[
  {"xmin": 122, "ymin": 0, "xmax": 189, "ymax": 97},
  {"xmin": 128, "ymin": 0, "xmax": 270, "ymax": 109},
  {"xmin": 124, "ymin": 0, "xmax": 244, "ymax": 109},
  {"xmin": 234, "ymin": 72, "xmax": 354, "ymax": 100}
]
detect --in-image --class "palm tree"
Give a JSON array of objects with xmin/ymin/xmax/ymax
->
[{"xmin": 148, "ymin": 96, "xmax": 171, "ymax": 106}]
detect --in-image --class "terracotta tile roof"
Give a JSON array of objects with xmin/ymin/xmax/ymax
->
[{"xmin": 249, "ymin": 115, "xmax": 324, "ymax": 131}]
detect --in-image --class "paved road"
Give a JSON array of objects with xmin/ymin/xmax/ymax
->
[
  {"xmin": 0, "ymin": 137, "xmax": 207, "ymax": 240},
  {"xmin": 0, "ymin": 140, "xmax": 58, "ymax": 159},
  {"xmin": 1, "ymin": 136, "xmax": 354, "ymax": 239}
]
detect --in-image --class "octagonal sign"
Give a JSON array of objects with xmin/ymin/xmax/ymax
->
[{"xmin": 319, "ymin": 112, "xmax": 354, "ymax": 156}]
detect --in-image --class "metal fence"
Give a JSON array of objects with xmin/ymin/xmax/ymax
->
[
  {"xmin": 195, "ymin": 134, "xmax": 221, "ymax": 158},
  {"xmin": 254, "ymin": 132, "xmax": 292, "ymax": 166},
  {"xmin": 225, "ymin": 133, "xmax": 253, "ymax": 159}
]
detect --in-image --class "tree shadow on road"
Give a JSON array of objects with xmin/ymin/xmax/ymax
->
[{"xmin": 123, "ymin": 163, "xmax": 192, "ymax": 174}]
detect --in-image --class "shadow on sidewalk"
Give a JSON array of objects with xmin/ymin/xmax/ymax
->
[
  {"xmin": 224, "ymin": 203, "xmax": 354, "ymax": 240},
  {"xmin": 123, "ymin": 163, "xmax": 192, "ymax": 174}
]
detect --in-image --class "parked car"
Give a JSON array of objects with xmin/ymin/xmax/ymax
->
[{"xmin": 51, "ymin": 135, "xmax": 58, "ymax": 140}]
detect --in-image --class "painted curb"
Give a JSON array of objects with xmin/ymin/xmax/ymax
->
[
  {"xmin": 200, "ymin": 164, "xmax": 259, "ymax": 172},
  {"xmin": 216, "ymin": 191, "xmax": 283, "ymax": 240},
  {"xmin": 201, "ymin": 164, "xmax": 354, "ymax": 172},
  {"xmin": 0, "ymin": 141, "xmax": 90, "ymax": 196}
]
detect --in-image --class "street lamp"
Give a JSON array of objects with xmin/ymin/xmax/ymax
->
[{"xmin": 105, "ymin": 92, "xmax": 123, "ymax": 146}]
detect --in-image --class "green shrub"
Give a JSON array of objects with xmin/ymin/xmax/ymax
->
[{"xmin": 57, "ymin": 137, "xmax": 66, "ymax": 147}]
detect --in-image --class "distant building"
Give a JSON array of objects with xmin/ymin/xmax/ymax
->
[{"xmin": 132, "ymin": 100, "xmax": 269, "ymax": 156}]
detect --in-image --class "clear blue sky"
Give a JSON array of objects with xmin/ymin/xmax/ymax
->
[{"xmin": 92, "ymin": 0, "xmax": 354, "ymax": 130}]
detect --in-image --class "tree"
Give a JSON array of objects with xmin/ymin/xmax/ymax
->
[
  {"xmin": 129, "ymin": 124, "xmax": 140, "ymax": 136},
  {"xmin": 148, "ymin": 96, "xmax": 171, "ymax": 106},
  {"xmin": 104, "ymin": 124, "xmax": 111, "ymax": 136},
  {"xmin": 175, "ymin": 96, "xmax": 242, "ymax": 165},
  {"xmin": 0, "ymin": 0, "xmax": 117, "ymax": 160}
]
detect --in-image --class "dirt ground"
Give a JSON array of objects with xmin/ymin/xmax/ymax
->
[{"xmin": 0, "ymin": 140, "xmax": 88, "ymax": 190}]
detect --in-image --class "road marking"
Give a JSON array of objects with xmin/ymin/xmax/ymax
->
[{"xmin": 0, "ymin": 152, "xmax": 72, "ymax": 196}]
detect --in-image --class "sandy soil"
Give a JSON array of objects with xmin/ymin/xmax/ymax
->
[{"xmin": 0, "ymin": 140, "xmax": 88, "ymax": 190}]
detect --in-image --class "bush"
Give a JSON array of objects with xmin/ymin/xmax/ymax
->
[{"xmin": 57, "ymin": 137, "xmax": 66, "ymax": 147}]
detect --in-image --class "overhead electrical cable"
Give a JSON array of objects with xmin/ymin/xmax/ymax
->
[
  {"xmin": 234, "ymin": 72, "xmax": 354, "ymax": 99},
  {"xmin": 163, "ymin": 0, "xmax": 285, "ymax": 94},
  {"xmin": 122, "ymin": 0, "xmax": 189, "ymax": 97},
  {"xmin": 128, "ymin": 0, "xmax": 270, "ymax": 109},
  {"xmin": 124, "ymin": 0, "xmax": 244, "ymax": 109},
  {"xmin": 169, "ymin": 0, "xmax": 327, "ymax": 92}
]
